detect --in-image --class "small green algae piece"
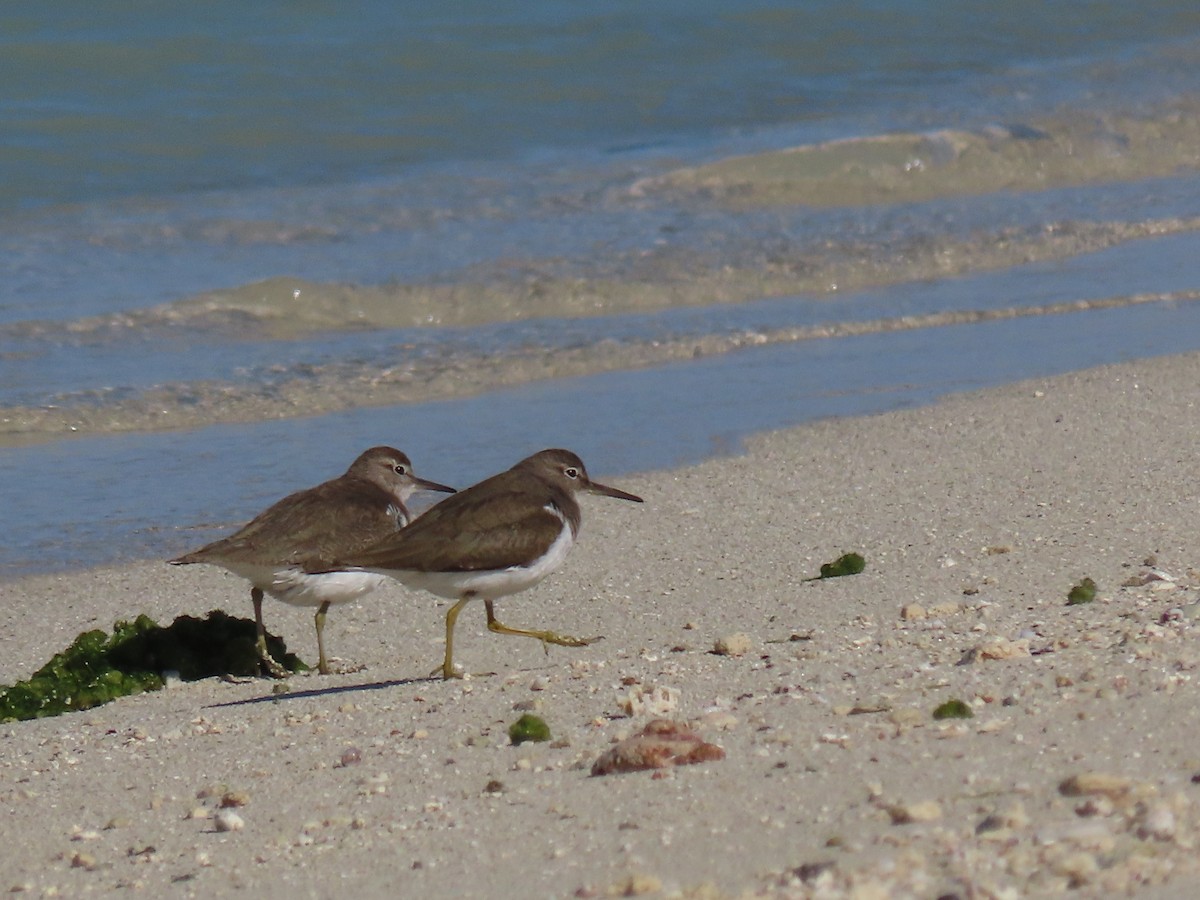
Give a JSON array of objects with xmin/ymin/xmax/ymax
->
[
  {"xmin": 1066, "ymin": 577, "xmax": 1097, "ymax": 605},
  {"xmin": 0, "ymin": 610, "xmax": 305, "ymax": 723},
  {"xmin": 818, "ymin": 552, "xmax": 866, "ymax": 579},
  {"xmin": 932, "ymin": 699, "xmax": 973, "ymax": 720},
  {"xmin": 508, "ymin": 713, "xmax": 551, "ymax": 745}
]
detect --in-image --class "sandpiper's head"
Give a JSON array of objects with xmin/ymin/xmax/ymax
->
[
  {"xmin": 520, "ymin": 449, "xmax": 643, "ymax": 503},
  {"xmin": 349, "ymin": 446, "xmax": 456, "ymax": 502}
]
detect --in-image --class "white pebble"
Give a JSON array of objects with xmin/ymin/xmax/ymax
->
[
  {"xmin": 214, "ymin": 810, "xmax": 245, "ymax": 832},
  {"xmin": 1137, "ymin": 803, "xmax": 1176, "ymax": 841}
]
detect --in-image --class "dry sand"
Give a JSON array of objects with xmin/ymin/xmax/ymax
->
[{"xmin": 5, "ymin": 352, "xmax": 1200, "ymax": 898}]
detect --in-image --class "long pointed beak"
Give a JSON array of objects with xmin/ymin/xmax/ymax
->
[
  {"xmin": 413, "ymin": 476, "xmax": 457, "ymax": 495},
  {"xmin": 587, "ymin": 479, "xmax": 643, "ymax": 503}
]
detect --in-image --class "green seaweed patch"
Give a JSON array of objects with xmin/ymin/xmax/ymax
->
[
  {"xmin": 806, "ymin": 552, "xmax": 867, "ymax": 581},
  {"xmin": 0, "ymin": 611, "xmax": 305, "ymax": 723},
  {"xmin": 1066, "ymin": 577, "xmax": 1097, "ymax": 605},
  {"xmin": 932, "ymin": 699, "xmax": 974, "ymax": 720},
  {"xmin": 508, "ymin": 713, "xmax": 551, "ymax": 745}
]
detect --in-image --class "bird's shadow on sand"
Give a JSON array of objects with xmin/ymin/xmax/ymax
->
[{"xmin": 205, "ymin": 674, "xmax": 439, "ymax": 708}]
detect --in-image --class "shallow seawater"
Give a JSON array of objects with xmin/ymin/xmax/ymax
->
[
  {"xmin": 3, "ymin": 216, "xmax": 1199, "ymax": 443},
  {"xmin": 3, "ymin": 290, "xmax": 1198, "ymax": 580},
  {"xmin": 4, "ymin": 6, "xmax": 1200, "ymax": 578}
]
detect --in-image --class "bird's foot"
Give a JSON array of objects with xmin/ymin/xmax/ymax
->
[
  {"xmin": 256, "ymin": 640, "xmax": 290, "ymax": 679},
  {"xmin": 317, "ymin": 657, "xmax": 365, "ymax": 676},
  {"xmin": 487, "ymin": 618, "xmax": 604, "ymax": 652},
  {"xmin": 427, "ymin": 661, "xmax": 498, "ymax": 681},
  {"xmin": 437, "ymin": 661, "xmax": 465, "ymax": 680},
  {"xmin": 539, "ymin": 632, "xmax": 603, "ymax": 650}
]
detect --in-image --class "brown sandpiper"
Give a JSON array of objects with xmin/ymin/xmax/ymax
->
[
  {"xmin": 170, "ymin": 446, "xmax": 455, "ymax": 675},
  {"xmin": 305, "ymin": 448, "xmax": 643, "ymax": 679}
]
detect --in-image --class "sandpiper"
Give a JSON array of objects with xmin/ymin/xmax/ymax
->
[
  {"xmin": 307, "ymin": 448, "xmax": 643, "ymax": 679},
  {"xmin": 170, "ymin": 446, "xmax": 455, "ymax": 675}
]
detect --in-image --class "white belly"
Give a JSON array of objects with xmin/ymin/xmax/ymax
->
[
  {"xmin": 267, "ymin": 567, "xmax": 389, "ymax": 608},
  {"xmin": 375, "ymin": 520, "xmax": 576, "ymax": 601}
]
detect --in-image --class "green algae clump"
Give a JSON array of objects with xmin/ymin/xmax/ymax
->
[
  {"xmin": 1066, "ymin": 577, "xmax": 1097, "ymax": 605},
  {"xmin": 0, "ymin": 617, "xmax": 164, "ymax": 723},
  {"xmin": 508, "ymin": 713, "xmax": 551, "ymax": 745},
  {"xmin": 816, "ymin": 552, "xmax": 867, "ymax": 580},
  {"xmin": 0, "ymin": 611, "xmax": 305, "ymax": 723},
  {"xmin": 932, "ymin": 699, "xmax": 974, "ymax": 720}
]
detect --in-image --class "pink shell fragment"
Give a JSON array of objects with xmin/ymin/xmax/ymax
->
[{"xmin": 591, "ymin": 718, "xmax": 726, "ymax": 776}]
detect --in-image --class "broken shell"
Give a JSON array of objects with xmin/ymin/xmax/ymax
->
[
  {"xmin": 619, "ymin": 684, "xmax": 679, "ymax": 717},
  {"xmin": 961, "ymin": 636, "xmax": 1031, "ymax": 663},
  {"xmin": 713, "ymin": 633, "xmax": 753, "ymax": 657},
  {"xmin": 885, "ymin": 800, "xmax": 942, "ymax": 824},
  {"xmin": 1058, "ymin": 772, "xmax": 1132, "ymax": 800},
  {"xmin": 591, "ymin": 719, "xmax": 725, "ymax": 776}
]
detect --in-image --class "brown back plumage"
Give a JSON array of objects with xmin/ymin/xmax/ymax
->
[
  {"xmin": 170, "ymin": 446, "xmax": 454, "ymax": 571},
  {"xmin": 332, "ymin": 448, "xmax": 642, "ymax": 573}
]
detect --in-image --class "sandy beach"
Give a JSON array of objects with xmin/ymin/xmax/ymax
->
[{"xmin": 5, "ymin": 351, "xmax": 1200, "ymax": 898}]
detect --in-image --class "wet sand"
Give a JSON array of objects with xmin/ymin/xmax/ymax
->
[{"xmin": 5, "ymin": 351, "xmax": 1200, "ymax": 897}]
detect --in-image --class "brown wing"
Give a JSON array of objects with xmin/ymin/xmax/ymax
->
[
  {"xmin": 338, "ymin": 481, "xmax": 567, "ymax": 573},
  {"xmin": 173, "ymin": 476, "xmax": 403, "ymax": 569}
]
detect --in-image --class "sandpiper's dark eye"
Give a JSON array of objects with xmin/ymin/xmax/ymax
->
[
  {"xmin": 564, "ymin": 467, "xmax": 579, "ymax": 479},
  {"xmin": 393, "ymin": 464, "xmax": 407, "ymax": 475}
]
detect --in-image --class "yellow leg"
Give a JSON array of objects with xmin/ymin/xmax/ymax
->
[
  {"xmin": 436, "ymin": 595, "xmax": 474, "ymax": 680},
  {"xmin": 314, "ymin": 601, "xmax": 332, "ymax": 675},
  {"xmin": 251, "ymin": 587, "xmax": 287, "ymax": 678},
  {"xmin": 483, "ymin": 600, "xmax": 601, "ymax": 652}
]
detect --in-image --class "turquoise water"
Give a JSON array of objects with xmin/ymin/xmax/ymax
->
[
  {"xmin": 3, "ymin": 2, "xmax": 1200, "ymax": 576},
  {"xmin": 6, "ymin": 1, "xmax": 1197, "ymax": 212}
]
